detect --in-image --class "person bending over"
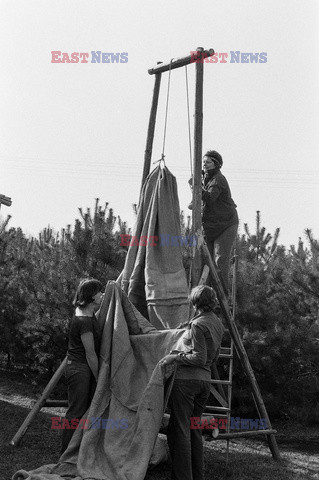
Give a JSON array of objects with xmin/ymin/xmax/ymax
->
[{"xmin": 160, "ymin": 285, "xmax": 224, "ymax": 480}]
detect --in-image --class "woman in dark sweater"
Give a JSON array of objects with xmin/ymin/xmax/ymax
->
[
  {"xmin": 189, "ymin": 150, "xmax": 238, "ymax": 294},
  {"xmin": 60, "ymin": 278, "xmax": 104, "ymax": 454},
  {"xmin": 201, "ymin": 150, "xmax": 238, "ymax": 294},
  {"xmin": 160, "ymin": 285, "xmax": 224, "ymax": 480}
]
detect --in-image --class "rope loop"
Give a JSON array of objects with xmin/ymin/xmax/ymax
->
[{"xmin": 153, "ymin": 153, "xmax": 166, "ymax": 167}]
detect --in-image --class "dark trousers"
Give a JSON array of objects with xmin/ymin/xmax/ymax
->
[
  {"xmin": 206, "ymin": 223, "xmax": 238, "ymax": 294},
  {"xmin": 60, "ymin": 360, "xmax": 96, "ymax": 455},
  {"xmin": 167, "ymin": 379, "xmax": 211, "ymax": 480}
]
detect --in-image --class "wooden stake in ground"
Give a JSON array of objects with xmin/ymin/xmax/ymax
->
[{"xmin": 10, "ymin": 358, "xmax": 67, "ymax": 446}]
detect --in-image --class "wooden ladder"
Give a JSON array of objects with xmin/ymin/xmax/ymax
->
[
  {"xmin": 200, "ymin": 242, "xmax": 280, "ymax": 460},
  {"xmin": 203, "ymin": 254, "xmax": 237, "ymax": 462}
]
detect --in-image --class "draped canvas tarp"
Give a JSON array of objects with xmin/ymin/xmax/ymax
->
[
  {"xmin": 13, "ymin": 282, "xmax": 185, "ymax": 480},
  {"xmin": 122, "ymin": 166, "xmax": 189, "ymax": 329}
]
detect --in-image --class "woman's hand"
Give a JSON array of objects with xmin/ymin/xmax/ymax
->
[{"xmin": 159, "ymin": 354, "xmax": 178, "ymax": 367}]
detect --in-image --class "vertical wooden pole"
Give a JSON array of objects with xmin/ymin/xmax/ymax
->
[
  {"xmin": 141, "ymin": 65, "xmax": 162, "ymax": 191},
  {"xmin": 191, "ymin": 47, "xmax": 204, "ymax": 287},
  {"xmin": 116, "ymin": 68, "xmax": 162, "ymax": 288}
]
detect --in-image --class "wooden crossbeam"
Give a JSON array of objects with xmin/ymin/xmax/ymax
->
[
  {"xmin": 148, "ymin": 49, "xmax": 214, "ymax": 75},
  {"xmin": 0, "ymin": 194, "xmax": 12, "ymax": 207}
]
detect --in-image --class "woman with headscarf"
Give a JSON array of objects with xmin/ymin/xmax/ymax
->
[{"xmin": 189, "ymin": 150, "xmax": 239, "ymax": 294}]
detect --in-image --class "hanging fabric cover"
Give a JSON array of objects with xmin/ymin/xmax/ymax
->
[
  {"xmin": 121, "ymin": 165, "xmax": 190, "ymax": 329},
  {"xmin": 12, "ymin": 282, "xmax": 185, "ymax": 480}
]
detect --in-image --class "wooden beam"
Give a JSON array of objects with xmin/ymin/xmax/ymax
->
[
  {"xmin": 198, "ymin": 265, "xmax": 209, "ymax": 285},
  {"xmin": 209, "ymin": 385, "xmax": 228, "ymax": 408},
  {"xmin": 214, "ymin": 429, "xmax": 277, "ymax": 440},
  {"xmin": 42, "ymin": 400, "xmax": 68, "ymax": 407},
  {"xmin": 141, "ymin": 65, "xmax": 162, "ymax": 190},
  {"xmin": 148, "ymin": 49, "xmax": 214, "ymax": 75},
  {"xmin": 10, "ymin": 357, "xmax": 67, "ymax": 446},
  {"xmin": 191, "ymin": 47, "xmax": 204, "ymax": 287},
  {"xmin": 0, "ymin": 194, "xmax": 12, "ymax": 207}
]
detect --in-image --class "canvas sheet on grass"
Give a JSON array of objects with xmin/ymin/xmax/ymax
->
[
  {"xmin": 13, "ymin": 281, "xmax": 185, "ymax": 480},
  {"xmin": 121, "ymin": 165, "xmax": 190, "ymax": 329}
]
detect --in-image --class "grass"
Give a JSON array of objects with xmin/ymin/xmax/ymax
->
[
  {"xmin": 1, "ymin": 370, "xmax": 318, "ymax": 480},
  {"xmin": 146, "ymin": 433, "xmax": 319, "ymax": 480},
  {"xmin": 0, "ymin": 401, "xmax": 61, "ymax": 479}
]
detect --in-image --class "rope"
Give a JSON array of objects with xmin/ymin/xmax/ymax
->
[
  {"xmin": 185, "ymin": 65, "xmax": 193, "ymax": 176},
  {"xmin": 160, "ymin": 58, "xmax": 174, "ymax": 162},
  {"xmin": 154, "ymin": 61, "xmax": 192, "ymax": 174}
]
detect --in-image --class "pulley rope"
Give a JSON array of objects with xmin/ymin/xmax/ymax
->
[
  {"xmin": 160, "ymin": 58, "xmax": 174, "ymax": 163},
  {"xmin": 155, "ymin": 60, "xmax": 193, "ymax": 174},
  {"xmin": 185, "ymin": 65, "xmax": 193, "ymax": 176}
]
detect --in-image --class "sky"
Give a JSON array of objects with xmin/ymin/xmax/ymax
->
[{"xmin": 1, "ymin": 0, "xmax": 319, "ymax": 248}]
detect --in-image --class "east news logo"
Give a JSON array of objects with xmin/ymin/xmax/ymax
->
[{"xmin": 51, "ymin": 51, "xmax": 128, "ymax": 63}]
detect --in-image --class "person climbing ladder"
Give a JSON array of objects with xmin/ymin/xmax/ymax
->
[{"xmin": 189, "ymin": 150, "xmax": 238, "ymax": 294}]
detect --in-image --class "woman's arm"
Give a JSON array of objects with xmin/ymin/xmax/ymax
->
[
  {"xmin": 177, "ymin": 324, "xmax": 207, "ymax": 366},
  {"xmin": 81, "ymin": 332, "xmax": 99, "ymax": 380},
  {"xmin": 160, "ymin": 324, "xmax": 207, "ymax": 367},
  {"xmin": 202, "ymin": 178, "xmax": 223, "ymax": 205}
]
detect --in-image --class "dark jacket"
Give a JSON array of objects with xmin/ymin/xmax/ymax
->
[{"xmin": 202, "ymin": 169, "xmax": 238, "ymax": 241}]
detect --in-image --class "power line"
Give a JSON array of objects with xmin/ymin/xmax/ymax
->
[{"xmin": 2, "ymin": 156, "xmax": 319, "ymax": 176}]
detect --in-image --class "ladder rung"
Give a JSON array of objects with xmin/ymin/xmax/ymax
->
[
  {"xmin": 217, "ymin": 429, "xmax": 277, "ymax": 440},
  {"xmin": 219, "ymin": 353, "xmax": 233, "ymax": 359},
  {"xmin": 43, "ymin": 400, "xmax": 68, "ymax": 407},
  {"xmin": 204, "ymin": 406, "xmax": 230, "ymax": 412},
  {"xmin": 220, "ymin": 348, "xmax": 231, "ymax": 354},
  {"xmin": 163, "ymin": 412, "xmax": 229, "ymax": 420},
  {"xmin": 211, "ymin": 379, "xmax": 232, "ymax": 385},
  {"xmin": 203, "ymin": 412, "xmax": 228, "ymax": 418}
]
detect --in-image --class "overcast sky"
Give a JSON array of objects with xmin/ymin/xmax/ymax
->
[{"xmin": 1, "ymin": 0, "xmax": 318, "ymax": 248}]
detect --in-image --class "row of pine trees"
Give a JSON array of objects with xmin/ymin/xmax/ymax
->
[{"xmin": 0, "ymin": 202, "xmax": 318, "ymax": 422}]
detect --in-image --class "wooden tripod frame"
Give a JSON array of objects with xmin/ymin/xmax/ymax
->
[
  {"xmin": 142, "ymin": 47, "xmax": 280, "ymax": 460},
  {"xmin": 143, "ymin": 47, "xmax": 213, "ymax": 286},
  {"xmin": 10, "ymin": 48, "xmax": 280, "ymax": 461}
]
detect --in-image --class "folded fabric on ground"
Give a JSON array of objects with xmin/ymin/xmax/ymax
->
[
  {"xmin": 13, "ymin": 281, "xmax": 185, "ymax": 480},
  {"xmin": 121, "ymin": 166, "xmax": 189, "ymax": 329}
]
